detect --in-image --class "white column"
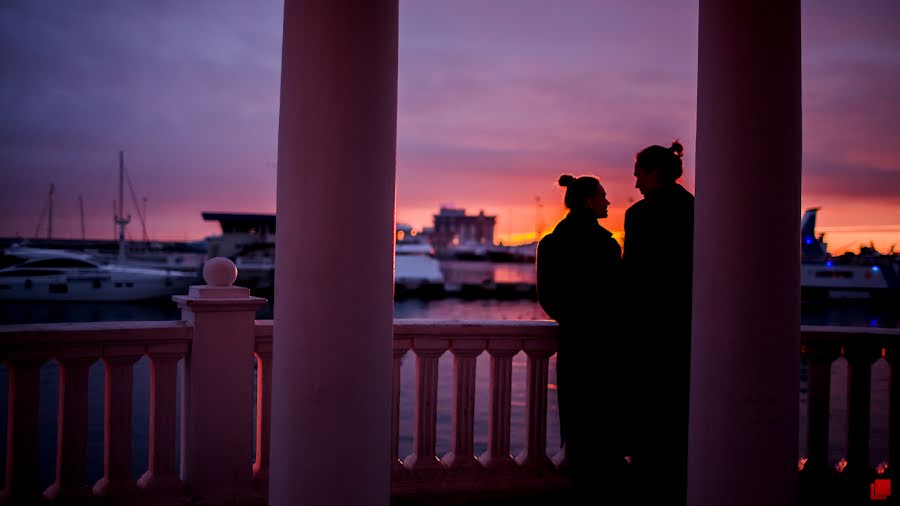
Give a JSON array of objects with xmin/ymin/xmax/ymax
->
[
  {"xmin": 690, "ymin": 1, "xmax": 802, "ymax": 505},
  {"xmin": 270, "ymin": 0, "xmax": 398, "ymax": 504},
  {"xmin": 173, "ymin": 258, "xmax": 266, "ymax": 504}
]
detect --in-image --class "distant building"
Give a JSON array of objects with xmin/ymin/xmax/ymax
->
[
  {"xmin": 431, "ymin": 207, "xmax": 496, "ymax": 249},
  {"xmin": 204, "ymin": 212, "xmax": 432, "ymax": 258}
]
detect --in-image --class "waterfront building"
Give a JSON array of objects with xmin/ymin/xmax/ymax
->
[{"xmin": 431, "ymin": 208, "xmax": 496, "ymax": 250}]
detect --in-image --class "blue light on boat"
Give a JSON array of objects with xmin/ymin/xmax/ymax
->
[
  {"xmin": 825, "ymin": 261, "xmax": 833, "ymax": 267},
  {"xmin": 804, "ymin": 238, "xmax": 813, "ymax": 245},
  {"xmin": 872, "ymin": 266, "xmax": 880, "ymax": 272},
  {"xmin": 870, "ymin": 319, "xmax": 879, "ymax": 327}
]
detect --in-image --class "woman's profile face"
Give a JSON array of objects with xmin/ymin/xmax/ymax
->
[{"xmin": 586, "ymin": 187, "xmax": 610, "ymax": 219}]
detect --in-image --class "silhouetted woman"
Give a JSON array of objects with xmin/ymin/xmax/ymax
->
[
  {"xmin": 536, "ymin": 175, "xmax": 627, "ymax": 498},
  {"xmin": 624, "ymin": 141, "xmax": 694, "ymax": 506}
]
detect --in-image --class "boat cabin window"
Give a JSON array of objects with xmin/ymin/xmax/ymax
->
[
  {"xmin": 0, "ymin": 269, "xmax": 62, "ymax": 277},
  {"xmin": 815, "ymin": 270, "xmax": 853, "ymax": 279},
  {"xmin": 21, "ymin": 258, "xmax": 97, "ymax": 269}
]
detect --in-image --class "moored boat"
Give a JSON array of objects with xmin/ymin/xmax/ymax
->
[
  {"xmin": 0, "ymin": 246, "xmax": 197, "ymax": 301},
  {"xmin": 800, "ymin": 208, "xmax": 900, "ymax": 301}
]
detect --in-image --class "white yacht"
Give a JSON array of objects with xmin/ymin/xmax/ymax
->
[
  {"xmin": 395, "ymin": 224, "xmax": 445, "ymax": 295},
  {"xmin": 395, "ymin": 242, "xmax": 444, "ymax": 289},
  {"xmin": 0, "ymin": 246, "xmax": 197, "ymax": 301},
  {"xmin": 800, "ymin": 208, "xmax": 899, "ymax": 300}
]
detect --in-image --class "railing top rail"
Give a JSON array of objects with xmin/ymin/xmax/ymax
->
[
  {"xmin": 800, "ymin": 325, "xmax": 900, "ymax": 337},
  {"xmin": 3, "ymin": 319, "xmax": 896, "ymax": 349},
  {"xmin": 255, "ymin": 320, "xmax": 273, "ymax": 338},
  {"xmin": 254, "ymin": 319, "xmax": 558, "ymax": 341},
  {"xmin": 393, "ymin": 319, "xmax": 557, "ymax": 339},
  {"xmin": 254, "ymin": 320, "xmax": 900, "ymax": 338},
  {"xmin": 0, "ymin": 320, "xmax": 192, "ymax": 347}
]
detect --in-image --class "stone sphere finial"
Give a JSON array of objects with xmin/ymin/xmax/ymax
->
[{"xmin": 203, "ymin": 257, "xmax": 238, "ymax": 287}]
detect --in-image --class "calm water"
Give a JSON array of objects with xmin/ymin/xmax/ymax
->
[{"xmin": 0, "ymin": 298, "xmax": 896, "ymax": 490}]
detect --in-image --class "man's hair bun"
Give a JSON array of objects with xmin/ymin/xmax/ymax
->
[{"xmin": 558, "ymin": 175, "xmax": 576, "ymax": 187}]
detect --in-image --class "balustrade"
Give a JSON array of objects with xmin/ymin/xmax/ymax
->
[
  {"xmin": 0, "ymin": 321, "xmax": 190, "ymax": 504},
  {"xmin": 2, "ymin": 316, "xmax": 898, "ymax": 505},
  {"xmin": 798, "ymin": 327, "xmax": 897, "ymax": 504},
  {"xmin": 390, "ymin": 319, "xmax": 563, "ymax": 496}
]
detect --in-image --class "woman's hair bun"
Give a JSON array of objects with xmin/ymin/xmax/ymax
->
[
  {"xmin": 558, "ymin": 174, "xmax": 576, "ymax": 187},
  {"xmin": 670, "ymin": 141, "xmax": 684, "ymax": 158}
]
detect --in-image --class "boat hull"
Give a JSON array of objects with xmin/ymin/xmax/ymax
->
[{"xmin": 0, "ymin": 272, "xmax": 196, "ymax": 302}]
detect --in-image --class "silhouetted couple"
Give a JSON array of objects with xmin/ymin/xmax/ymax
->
[{"xmin": 537, "ymin": 141, "xmax": 694, "ymax": 505}]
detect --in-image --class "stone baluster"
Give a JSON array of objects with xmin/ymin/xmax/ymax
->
[
  {"xmin": 44, "ymin": 347, "xmax": 99, "ymax": 501},
  {"xmin": 479, "ymin": 341, "xmax": 518, "ymax": 470},
  {"xmin": 550, "ymin": 348, "xmax": 566, "ymax": 470},
  {"xmin": 516, "ymin": 343, "xmax": 555, "ymax": 471},
  {"xmin": 173, "ymin": 258, "xmax": 265, "ymax": 504},
  {"xmin": 888, "ymin": 345, "xmax": 898, "ymax": 482},
  {"xmin": 844, "ymin": 341, "xmax": 880, "ymax": 499},
  {"xmin": 442, "ymin": 340, "xmax": 485, "ymax": 470},
  {"xmin": 138, "ymin": 342, "xmax": 187, "ymax": 494},
  {"xmin": 392, "ymin": 340, "xmax": 410, "ymax": 478},
  {"xmin": 802, "ymin": 344, "xmax": 837, "ymax": 478},
  {"xmin": 403, "ymin": 338, "xmax": 446, "ymax": 475},
  {"xmin": 252, "ymin": 340, "xmax": 273, "ymax": 495},
  {"xmin": 92, "ymin": 344, "xmax": 143, "ymax": 498},
  {"xmin": 0, "ymin": 353, "xmax": 46, "ymax": 505}
]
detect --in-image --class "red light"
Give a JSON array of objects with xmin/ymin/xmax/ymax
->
[{"xmin": 870, "ymin": 479, "xmax": 891, "ymax": 501}]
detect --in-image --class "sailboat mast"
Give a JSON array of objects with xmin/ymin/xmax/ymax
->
[
  {"xmin": 118, "ymin": 151, "xmax": 124, "ymax": 226},
  {"xmin": 115, "ymin": 150, "xmax": 131, "ymax": 263},
  {"xmin": 79, "ymin": 195, "xmax": 86, "ymax": 240},
  {"xmin": 142, "ymin": 197, "xmax": 148, "ymax": 241},
  {"xmin": 48, "ymin": 183, "xmax": 55, "ymax": 239}
]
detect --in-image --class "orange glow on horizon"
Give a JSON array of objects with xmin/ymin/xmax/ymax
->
[{"xmin": 20, "ymin": 197, "xmax": 900, "ymax": 255}]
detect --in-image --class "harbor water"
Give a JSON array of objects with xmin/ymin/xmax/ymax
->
[{"xmin": 0, "ymin": 298, "xmax": 896, "ymax": 490}]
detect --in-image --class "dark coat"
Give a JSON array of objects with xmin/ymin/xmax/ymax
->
[
  {"xmin": 536, "ymin": 209, "xmax": 624, "ymax": 478},
  {"xmin": 537, "ymin": 209, "xmax": 622, "ymax": 327},
  {"xmin": 623, "ymin": 183, "xmax": 694, "ymax": 337},
  {"xmin": 622, "ymin": 182, "xmax": 694, "ymax": 505}
]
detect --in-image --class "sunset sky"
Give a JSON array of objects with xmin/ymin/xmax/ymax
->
[{"xmin": 1, "ymin": 1, "xmax": 898, "ymax": 251}]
